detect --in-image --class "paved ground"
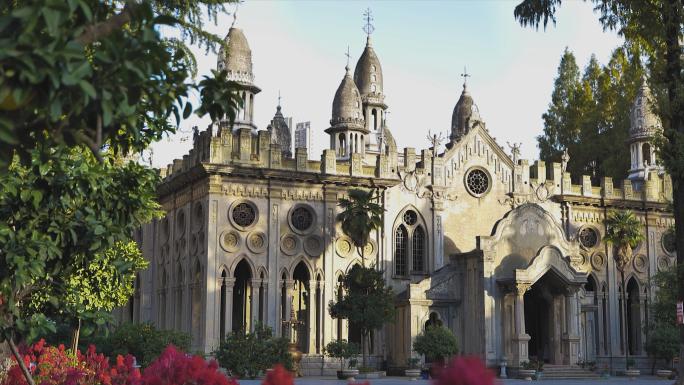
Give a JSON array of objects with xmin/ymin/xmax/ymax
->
[{"xmin": 240, "ymin": 376, "xmax": 671, "ymax": 385}]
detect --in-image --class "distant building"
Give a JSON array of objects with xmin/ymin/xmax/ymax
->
[{"xmin": 295, "ymin": 121, "xmax": 312, "ymax": 155}]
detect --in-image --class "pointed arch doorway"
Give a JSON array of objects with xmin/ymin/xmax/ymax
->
[{"xmin": 524, "ymin": 269, "xmax": 568, "ymax": 364}]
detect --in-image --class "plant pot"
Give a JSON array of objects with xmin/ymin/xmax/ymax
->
[
  {"xmin": 405, "ymin": 368, "xmax": 422, "ymax": 380},
  {"xmin": 356, "ymin": 371, "xmax": 382, "ymax": 379},
  {"xmin": 656, "ymin": 369, "xmax": 672, "ymax": 379},
  {"xmin": 624, "ymin": 369, "xmax": 640, "ymax": 378},
  {"xmin": 337, "ymin": 369, "xmax": 359, "ymax": 380},
  {"xmin": 518, "ymin": 369, "xmax": 536, "ymax": 381}
]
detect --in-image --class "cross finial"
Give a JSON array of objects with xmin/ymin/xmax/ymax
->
[
  {"xmin": 461, "ymin": 66, "xmax": 470, "ymax": 89},
  {"xmin": 363, "ymin": 8, "xmax": 375, "ymax": 38},
  {"xmin": 345, "ymin": 45, "xmax": 351, "ymax": 71},
  {"xmin": 277, "ymin": 90, "xmax": 282, "ymax": 107},
  {"xmin": 231, "ymin": 3, "xmax": 239, "ymax": 28}
]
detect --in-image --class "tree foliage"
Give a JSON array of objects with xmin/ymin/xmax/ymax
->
[
  {"xmin": 413, "ymin": 325, "xmax": 459, "ymax": 362},
  {"xmin": 337, "ymin": 189, "xmax": 384, "ymax": 266},
  {"xmin": 538, "ymin": 46, "xmax": 643, "ymax": 180},
  {"xmin": 645, "ymin": 265, "xmax": 680, "ymax": 368},
  {"xmin": 324, "ymin": 339, "xmax": 359, "ymax": 370},
  {"xmin": 0, "ymin": 0, "xmax": 241, "ymax": 169},
  {"xmin": 603, "ymin": 210, "xmax": 644, "ymax": 271},
  {"xmin": 328, "ymin": 265, "xmax": 394, "ymax": 368}
]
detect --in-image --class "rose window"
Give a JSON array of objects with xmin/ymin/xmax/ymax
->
[
  {"xmin": 579, "ymin": 227, "xmax": 599, "ymax": 249},
  {"xmin": 466, "ymin": 169, "xmax": 489, "ymax": 196},
  {"xmin": 403, "ymin": 210, "xmax": 417, "ymax": 226},
  {"xmin": 232, "ymin": 203, "xmax": 256, "ymax": 228},
  {"xmin": 291, "ymin": 207, "xmax": 314, "ymax": 232}
]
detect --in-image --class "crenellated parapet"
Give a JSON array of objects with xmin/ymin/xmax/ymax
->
[{"xmin": 159, "ymin": 125, "xmax": 400, "ymax": 191}]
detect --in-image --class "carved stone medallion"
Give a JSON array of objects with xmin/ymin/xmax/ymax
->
[
  {"xmin": 280, "ymin": 233, "xmax": 299, "ymax": 256},
  {"xmin": 632, "ymin": 254, "xmax": 648, "ymax": 273},
  {"xmin": 247, "ymin": 231, "xmax": 267, "ymax": 254},
  {"xmin": 336, "ymin": 237, "xmax": 353, "ymax": 257},
  {"xmin": 590, "ymin": 252, "xmax": 606, "ymax": 271},
  {"xmin": 219, "ymin": 229, "xmax": 241, "ymax": 253},
  {"xmin": 657, "ymin": 255, "xmax": 671, "ymax": 272},
  {"xmin": 304, "ymin": 235, "xmax": 323, "ymax": 257}
]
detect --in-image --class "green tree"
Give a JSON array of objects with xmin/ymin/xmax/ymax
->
[
  {"xmin": 645, "ymin": 266, "xmax": 679, "ymax": 371},
  {"xmin": 337, "ymin": 188, "xmax": 384, "ymax": 267},
  {"xmin": 413, "ymin": 325, "xmax": 459, "ymax": 364},
  {"xmin": 329, "ymin": 265, "xmax": 395, "ymax": 369},
  {"xmin": 538, "ymin": 46, "xmax": 643, "ymax": 180},
  {"xmin": 324, "ymin": 339, "xmax": 360, "ymax": 371},
  {"xmin": 514, "ymin": 2, "xmax": 684, "ymax": 377},
  {"xmin": 0, "ymin": 1, "xmax": 241, "ymax": 384},
  {"xmin": 0, "ymin": 0, "xmax": 241, "ymax": 169}
]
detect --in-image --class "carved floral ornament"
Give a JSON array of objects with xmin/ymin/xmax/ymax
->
[
  {"xmin": 280, "ymin": 233, "xmax": 299, "ymax": 256},
  {"xmin": 498, "ymin": 181, "xmax": 553, "ymax": 209},
  {"xmin": 247, "ymin": 231, "xmax": 267, "ymax": 254},
  {"xmin": 219, "ymin": 229, "xmax": 241, "ymax": 253}
]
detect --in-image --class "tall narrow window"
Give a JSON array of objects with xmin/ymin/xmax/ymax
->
[
  {"xmin": 395, "ymin": 225, "xmax": 408, "ymax": 276},
  {"xmin": 413, "ymin": 226, "xmax": 425, "ymax": 272}
]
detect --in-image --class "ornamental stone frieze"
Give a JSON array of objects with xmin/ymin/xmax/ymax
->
[
  {"xmin": 220, "ymin": 183, "xmax": 269, "ymax": 198},
  {"xmin": 498, "ymin": 181, "xmax": 552, "ymax": 209}
]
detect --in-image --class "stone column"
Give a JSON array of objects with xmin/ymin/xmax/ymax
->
[
  {"xmin": 261, "ymin": 281, "xmax": 269, "ymax": 325},
  {"xmin": 223, "ymin": 278, "xmax": 235, "ymax": 336},
  {"xmin": 512, "ymin": 282, "xmax": 531, "ymax": 366},
  {"xmin": 563, "ymin": 286, "xmax": 581, "ymax": 365},
  {"xmin": 639, "ymin": 292, "xmax": 648, "ymax": 355},
  {"xmin": 308, "ymin": 280, "xmax": 318, "ymax": 354},
  {"xmin": 285, "ymin": 279, "xmax": 295, "ymax": 341},
  {"xmin": 250, "ymin": 279, "xmax": 262, "ymax": 331}
]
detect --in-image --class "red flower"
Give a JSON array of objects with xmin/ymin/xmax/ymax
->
[
  {"xmin": 262, "ymin": 364, "xmax": 293, "ymax": 385},
  {"xmin": 433, "ymin": 356, "xmax": 495, "ymax": 385},
  {"xmin": 140, "ymin": 345, "xmax": 236, "ymax": 385}
]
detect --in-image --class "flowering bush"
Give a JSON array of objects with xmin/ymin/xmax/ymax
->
[
  {"xmin": 140, "ymin": 345, "xmax": 236, "ymax": 385},
  {"xmin": 3, "ymin": 339, "xmax": 141, "ymax": 385},
  {"xmin": 261, "ymin": 364, "xmax": 292, "ymax": 385},
  {"xmin": 433, "ymin": 356, "xmax": 495, "ymax": 385},
  {"xmin": 0, "ymin": 357, "xmax": 12, "ymax": 384}
]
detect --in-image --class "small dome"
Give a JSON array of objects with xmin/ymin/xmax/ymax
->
[
  {"xmin": 630, "ymin": 79, "xmax": 661, "ymax": 141},
  {"xmin": 450, "ymin": 84, "xmax": 481, "ymax": 141},
  {"xmin": 267, "ymin": 104, "xmax": 292, "ymax": 158},
  {"xmin": 217, "ymin": 27, "xmax": 254, "ymax": 85},
  {"xmin": 330, "ymin": 66, "xmax": 365, "ymax": 130},
  {"xmin": 353, "ymin": 37, "xmax": 384, "ymax": 100}
]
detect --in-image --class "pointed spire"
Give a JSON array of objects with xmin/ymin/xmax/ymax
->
[
  {"xmin": 345, "ymin": 45, "xmax": 351, "ymax": 73},
  {"xmin": 460, "ymin": 66, "xmax": 470, "ymax": 91},
  {"xmin": 231, "ymin": 3, "xmax": 239, "ymax": 28}
]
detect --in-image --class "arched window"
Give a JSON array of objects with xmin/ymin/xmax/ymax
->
[
  {"xmin": 642, "ymin": 143, "xmax": 651, "ymax": 166},
  {"xmin": 394, "ymin": 209, "xmax": 428, "ymax": 277},
  {"xmin": 394, "ymin": 225, "xmax": 408, "ymax": 276},
  {"xmin": 413, "ymin": 226, "xmax": 425, "ymax": 272},
  {"xmin": 336, "ymin": 275, "xmax": 344, "ymax": 340}
]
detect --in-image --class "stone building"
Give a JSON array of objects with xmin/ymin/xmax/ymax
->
[{"xmin": 119, "ymin": 22, "xmax": 676, "ymax": 375}]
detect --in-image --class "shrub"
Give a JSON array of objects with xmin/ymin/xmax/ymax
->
[
  {"xmin": 214, "ymin": 324, "xmax": 293, "ymax": 378},
  {"xmin": 324, "ymin": 340, "xmax": 359, "ymax": 371},
  {"xmin": 4, "ymin": 339, "xmax": 141, "ymax": 385},
  {"xmin": 646, "ymin": 324, "xmax": 679, "ymax": 369},
  {"xmin": 433, "ymin": 356, "xmax": 495, "ymax": 385},
  {"xmin": 94, "ymin": 323, "xmax": 190, "ymax": 367},
  {"xmin": 0, "ymin": 357, "xmax": 11, "ymax": 384},
  {"xmin": 140, "ymin": 345, "xmax": 235, "ymax": 385},
  {"xmin": 407, "ymin": 357, "xmax": 421, "ymax": 369},
  {"xmin": 413, "ymin": 326, "xmax": 459, "ymax": 362}
]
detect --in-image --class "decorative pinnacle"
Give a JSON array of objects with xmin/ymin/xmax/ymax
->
[
  {"xmin": 363, "ymin": 8, "xmax": 375, "ymax": 40},
  {"xmin": 460, "ymin": 66, "xmax": 470, "ymax": 89},
  {"xmin": 277, "ymin": 90, "xmax": 282, "ymax": 107}
]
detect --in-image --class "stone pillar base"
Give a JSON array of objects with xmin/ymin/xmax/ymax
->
[
  {"xmin": 512, "ymin": 334, "xmax": 531, "ymax": 366},
  {"xmin": 562, "ymin": 334, "xmax": 581, "ymax": 365}
]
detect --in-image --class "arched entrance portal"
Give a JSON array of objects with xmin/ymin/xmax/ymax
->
[
  {"xmin": 524, "ymin": 270, "xmax": 567, "ymax": 364},
  {"xmin": 232, "ymin": 260, "xmax": 252, "ymax": 332},
  {"xmin": 293, "ymin": 262, "xmax": 310, "ymax": 353}
]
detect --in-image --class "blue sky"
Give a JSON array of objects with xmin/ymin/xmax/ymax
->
[{"xmin": 150, "ymin": 1, "xmax": 622, "ymax": 168}]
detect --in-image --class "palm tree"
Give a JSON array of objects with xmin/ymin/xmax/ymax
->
[
  {"xmin": 603, "ymin": 210, "xmax": 644, "ymax": 371},
  {"xmin": 337, "ymin": 188, "xmax": 384, "ymax": 267}
]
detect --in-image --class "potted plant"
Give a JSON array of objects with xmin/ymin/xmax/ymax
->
[
  {"xmin": 518, "ymin": 361, "xmax": 536, "ymax": 381},
  {"xmin": 405, "ymin": 357, "xmax": 422, "ymax": 380},
  {"xmin": 624, "ymin": 357, "xmax": 640, "ymax": 378},
  {"xmin": 533, "ymin": 359, "xmax": 544, "ymax": 380},
  {"xmin": 324, "ymin": 340, "xmax": 359, "ymax": 380},
  {"xmin": 413, "ymin": 325, "xmax": 459, "ymax": 377},
  {"xmin": 645, "ymin": 321, "xmax": 678, "ymax": 379}
]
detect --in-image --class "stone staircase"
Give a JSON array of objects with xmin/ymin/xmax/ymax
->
[{"xmin": 539, "ymin": 365, "xmax": 601, "ymax": 380}]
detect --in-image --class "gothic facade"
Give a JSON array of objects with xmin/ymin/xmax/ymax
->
[{"xmin": 118, "ymin": 23, "xmax": 676, "ymax": 375}]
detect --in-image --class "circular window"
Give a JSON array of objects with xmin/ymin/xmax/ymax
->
[
  {"xmin": 465, "ymin": 168, "xmax": 490, "ymax": 197},
  {"xmin": 403, "ymin": 210, "xmax": 418, "ymax": 226},
  {"xmin": 229, "ymin": 201, "xmax": 257, "ymax": 230},
  {"xmin": 579, "ymin": 227, "xmax": 599, "ymax": 249},
  {"xmin": 291, "ymin": 206, "xmax": 314, "ymax": 232},
  {"xmin": 663, "ymin": 229, "xmax": 676, "ymax": 254}
]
